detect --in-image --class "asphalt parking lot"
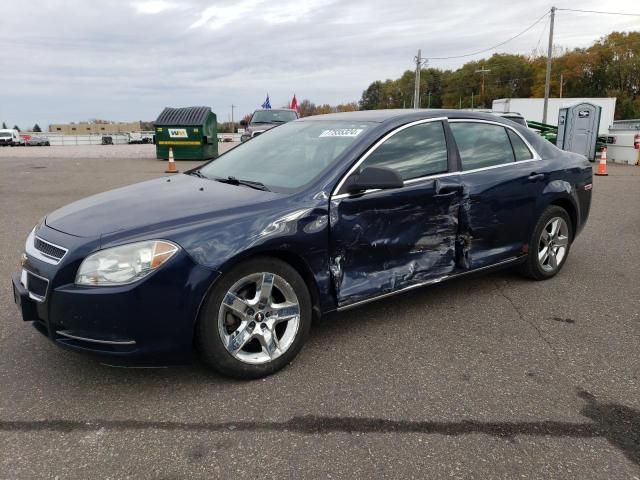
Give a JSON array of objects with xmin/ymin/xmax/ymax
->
[{"xmin": 0, "ymin": 148, "xmax": 639, "ymax": 479}]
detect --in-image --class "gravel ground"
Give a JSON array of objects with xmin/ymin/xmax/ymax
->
[
  {"xmin": 0, "ymin": 143, "xmax": 238, "ymax": 159},
  {"xmin": 0, "ymin": 156, "xmax": 638, "ymax": 479}
]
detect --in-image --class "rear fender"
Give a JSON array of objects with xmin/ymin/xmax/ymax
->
[{"xmin": 538, "ymin": 180, "xmax": 581, "ymax": 237}]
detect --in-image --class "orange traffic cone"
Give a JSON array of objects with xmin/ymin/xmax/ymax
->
[
  {"xmin": 595, "ymin": 147, "xmax": 608, "ymax": 176},
  {"xmin": 165, "ymin": 147, "xmax": 179, "ymax": 174}
]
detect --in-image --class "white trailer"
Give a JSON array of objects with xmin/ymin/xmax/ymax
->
[{"xmin": 492, "ymin": 98, "xmax": 616, "ymax": 134}]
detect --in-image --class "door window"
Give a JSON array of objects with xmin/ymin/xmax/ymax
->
[
  {"xmin": 358, "ymin": 121, "xmax": 448, "ymax": 181},
  {"xmin": 450, "ymin": 122, "xmax": 515, "ymax": 170},
  {"xmin": 507, "ymin": 129, "xmax": 533, "ymax": 161}
]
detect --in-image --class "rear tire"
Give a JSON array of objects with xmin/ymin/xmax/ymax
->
[
  {"xmin": 520, "ymin": 206, "xmax": 573, "ymax": 280},
  {"xmin": 197, "ymin": 257, "xmax": 312, "ymax": 379}
]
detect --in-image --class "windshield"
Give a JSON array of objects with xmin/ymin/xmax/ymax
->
[
  {"xmin": 0, "ymin": 132, "xmax": 11, "ymax": 137},
  {"xmin": 199, "ymin": 120, "xmax": 374, "ymax": 191},
  {"xmin": 251, "ymin": 110, "xmax": 298, "ymax": 124}
]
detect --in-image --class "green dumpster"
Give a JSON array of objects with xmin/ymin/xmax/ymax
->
[{"xmin": 154, "ymin": 106, "xmax": 218, "ymax": 160}]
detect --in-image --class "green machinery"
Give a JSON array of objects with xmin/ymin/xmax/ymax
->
[
  {"xmin": 527, "ymin": 120, "xmax": 558, "ymax": 144},
  {"xmin": 155, "ymin": 106, "xmax": 218, "ymax": 161},
  {"xmin": 527, "ymin": 120, "xmax": 606, "ymax": 152}
]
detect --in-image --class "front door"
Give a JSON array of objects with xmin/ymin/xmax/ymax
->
[{"xmin": 329, "ymin": 119, "xmax": 462, "ymax": 308}]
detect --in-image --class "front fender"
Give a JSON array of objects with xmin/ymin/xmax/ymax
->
[{"xmin": 174, "ymin": 204, "xmax": 335, "ymax": 313}]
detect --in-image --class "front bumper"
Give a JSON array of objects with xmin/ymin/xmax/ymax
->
[{"xmin": 13, "ymin": 229, "xmax": 220, "ymax": 365}]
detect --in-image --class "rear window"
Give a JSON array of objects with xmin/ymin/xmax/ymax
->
[
  {"xmin": 450, "ymin": 122, "xmax": 515, "ymax": 170},
  {"xmin": 507, "ymin": 129, "xmax": 533, "ymax": 161}
]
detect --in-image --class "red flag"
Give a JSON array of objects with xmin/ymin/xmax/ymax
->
[{"xmin": 290, "ymin": 94, "xmax": 300, "ymax": 114}]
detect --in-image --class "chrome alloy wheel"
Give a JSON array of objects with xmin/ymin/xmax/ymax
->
[
  {"xmin": 538, "ymin": 217, "xmax": 569, "ymax": 273},
  {"xmin": 218, "ymin": 272, "xmax": 301, "ymax": 365}
]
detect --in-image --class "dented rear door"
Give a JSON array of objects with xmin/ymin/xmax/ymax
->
[{"xmin": 449, "ymin": 120, "xmax": 544, "ymax": 269}]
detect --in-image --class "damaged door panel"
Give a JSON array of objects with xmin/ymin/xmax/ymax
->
[
  {"xmin": 330, "ymin": 176, "xmax": 463, "ymax": 307},
  {"xmin": 450, "ymin": 120, "xmax": 545, "ymax": 269},
  {"xmin": 458, "ymin": 163, "xmax": 545, "ymax": 269}
]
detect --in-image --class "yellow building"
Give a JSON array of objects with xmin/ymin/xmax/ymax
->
[{"xmin": 48, "ymin": 121, "xmax": 143, "ymax": 134}]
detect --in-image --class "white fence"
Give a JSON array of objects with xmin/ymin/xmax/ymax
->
[
  {"xmin": 20, "ymin": 132, "xmax": 242, "ymax": 146},
  {"xmin": 48, "ymin": 134, "xmax": 130, "ymax": 146}
]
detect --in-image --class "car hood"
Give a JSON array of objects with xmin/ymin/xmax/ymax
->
[{"xmin": 45, "ymin": 174, "xmax": 281, "ymax": 238}]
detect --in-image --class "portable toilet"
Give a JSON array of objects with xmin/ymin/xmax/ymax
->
[
  {"xmin": 155, "ymin": 106, "xmax": 218, "ymax": 160},
  {"xmin": 556, "ymin": 102, "xmax": 601, "ymax": 161}
]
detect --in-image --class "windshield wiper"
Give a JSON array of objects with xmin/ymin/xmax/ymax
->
[
  {"xmin": 215, "ymin": 176, "xmax": 271, "ymax": 191},
  {"xmin": 250, "ymin": 121, "xmax": 272, "ymax": 124},
  {"xmin": 189, "ymin": 170, "xmax": 209, "ymax": 179}
]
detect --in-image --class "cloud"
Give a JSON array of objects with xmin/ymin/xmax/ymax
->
[
  {"xmin": 132, "ymin": 0, "xmax": 178, "ymax": 14},
  {"xmin": 190, "ymin": 0, "xmax": 264, "ymax": 29},
  {"xmin": 0, "ymin": 0, "xmax": 638, "ymax": 128}
]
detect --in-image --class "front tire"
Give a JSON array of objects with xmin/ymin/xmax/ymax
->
[
  {"xmin": 197, "ymin": 257, "xmax": 312, "ymax": 379},
  {"xmin": 520, "ymin": 205, "xmax": 573, "ymax": 280}
]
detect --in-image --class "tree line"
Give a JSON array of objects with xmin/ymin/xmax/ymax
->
[
  {"xmin": 1, "ymin": 122, "xmax": 42, "ymax": 132},
  {"xmin": 359, "ymin": 31, "xmax": 640, "ymax": 120}
]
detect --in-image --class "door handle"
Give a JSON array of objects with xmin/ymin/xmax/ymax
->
[
  {"xmin": 528, "ymin": 173, "xmax": 545, "ymax": 182},
  {"xmin": 434, "ymin": 190, "xmax": 457, "ymax": 198},
  {"xmin": 434, "ymin": 179, "xmax": 463, "ymax": 197}
]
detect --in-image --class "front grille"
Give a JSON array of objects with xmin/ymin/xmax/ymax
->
[
  {"xmin": 26, "ymin": 272, "xmax": 48, "ymax": 299},
  {"xmin": 34, "ymin": 237, "xmax": 66, "ymax": 262}
]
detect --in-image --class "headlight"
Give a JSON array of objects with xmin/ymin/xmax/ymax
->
[{"xmin": 76, "ymin": 240, "xmax": 179, "ymax": 286}]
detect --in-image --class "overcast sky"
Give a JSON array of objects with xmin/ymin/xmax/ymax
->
[{"xmin": 0, "ymin": 0, "xmax": 637, "ymax": 128}]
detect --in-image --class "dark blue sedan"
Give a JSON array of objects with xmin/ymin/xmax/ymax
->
[{"xmin": 12, "ymin": 110, "xmax": 592, "ymax": 378}]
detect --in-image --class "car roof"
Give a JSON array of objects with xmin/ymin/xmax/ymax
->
[{"xmin": 297, "ymin": 109, "xmax": 519, "ymax": 124}]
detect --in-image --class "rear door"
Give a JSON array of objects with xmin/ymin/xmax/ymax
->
[
  {"xmin": 329, "ymin": 119, "xmax": 463, "ymax": 308},
  {"xmin": 449, "ymin": 120, "xmax": 545, "ymax": 269}
]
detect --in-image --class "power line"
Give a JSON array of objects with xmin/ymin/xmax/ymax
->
[
  {"xmin": 556, "ymin": 8, "xmax": 640, "ymax": 17},
  {"xmin": 533, "ymin": 14, "xmax": 550, "ymax": 55},
  {"xmin": 427, "ymin": 10, "xmax": 550, "ymax": 60}
]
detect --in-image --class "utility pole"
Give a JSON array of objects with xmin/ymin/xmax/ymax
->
[
  {"xmin": 471, "ymin": 91, "xmax": 474, "ymax": 109},
  {"xmin": 475, "ymin": 65, "xmax": 491, "ymax": 108},
  {"xmin": 413, "ymin": 49, "xmax": 427, "ymax": 109},
  {"xmin": 543, "ymin": 6, "xmax": 556, "ymax": 123},
  {"xmin": 559, "ymin": 73, "xmax": 564, "ymax": 98},
  {"xmin": 428, "ymin": 91, "xmax": 432, "ymax": 108},
  {"xmin": 231, "ymin": 104, "xmax": 236, "ymax": 133}
]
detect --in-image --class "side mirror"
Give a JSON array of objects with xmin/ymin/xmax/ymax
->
[
  {"xmin": 346, "ymin": 166, "xmax": 403, "ymax": 194},
  {"xmin": 239, "ymin": 120, "xmax": 248, "ymax": 127}
]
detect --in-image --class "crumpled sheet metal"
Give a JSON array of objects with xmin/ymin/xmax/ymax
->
[{"xmin": 329, "ymin": 190, "xmax": 470, "ymax": 307}]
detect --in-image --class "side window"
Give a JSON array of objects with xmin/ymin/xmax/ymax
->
[
  {"xmin": 507, "ymin": 129, "xmax": 533, "ymax": 161},
  {"xmin": 359, "ymin": 121, "xmax": 448, "ymax": 181},
  {"xmin": 450, "ymin": 122, "xmax": 515, "ymax": 170}
]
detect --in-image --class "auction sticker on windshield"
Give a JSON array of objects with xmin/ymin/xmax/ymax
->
[{"xmin": 319, "ymin": 128, "xmax": 363, "ymax": 137}]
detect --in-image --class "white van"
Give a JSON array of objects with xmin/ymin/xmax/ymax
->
[{"xmin": 0, "ymin": 129, "xmax": 22, "ymax": 146}]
